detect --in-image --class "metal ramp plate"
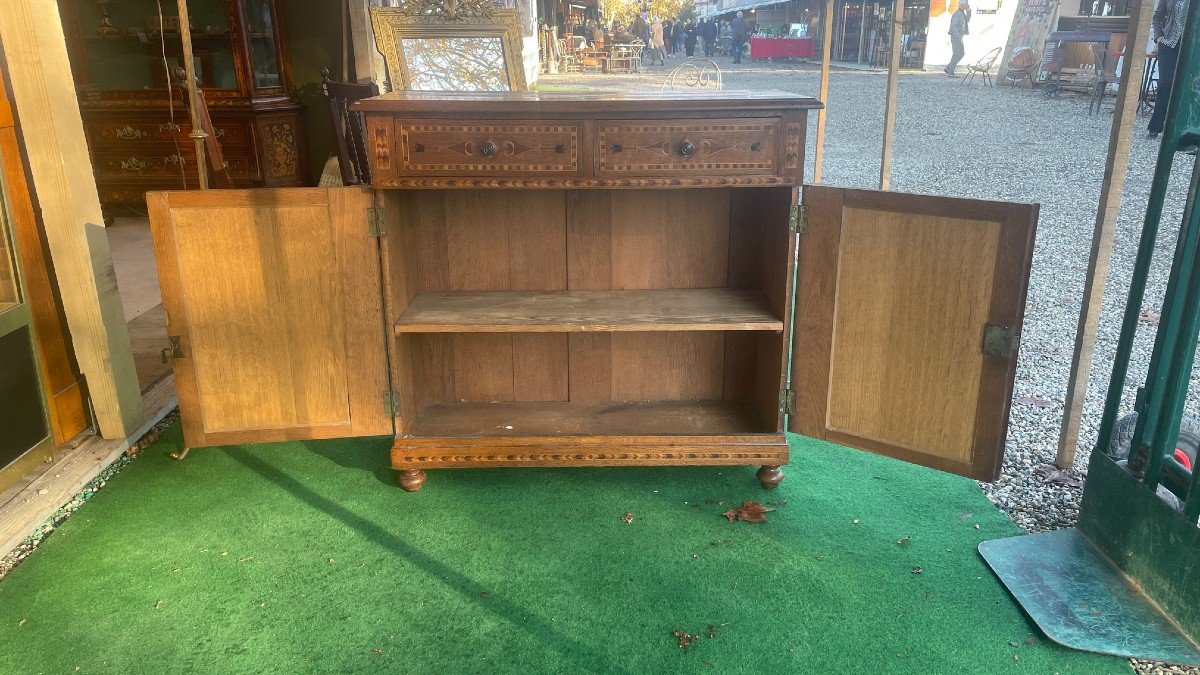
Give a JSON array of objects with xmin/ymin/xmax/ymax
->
[{"xmin": 979, "ymin": 529, "xmax": 1200, "ymax": 666}]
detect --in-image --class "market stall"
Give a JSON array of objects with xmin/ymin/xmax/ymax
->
[{"xmin": 749, "ymin": 36, "xmax": 815, "ymax": 60}]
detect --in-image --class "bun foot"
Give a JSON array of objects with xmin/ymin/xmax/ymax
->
[
  {"xmin": 397, "ymin": 469, "xmax": 427, "ymax": 492},
  {"xmin": 756, "ymin": 465, "xmax": 784, "ymax": 489}
]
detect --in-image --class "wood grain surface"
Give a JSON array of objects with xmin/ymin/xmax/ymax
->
[
  {"xmin": 148, "ymin": 187, "xmax": 392, "ymax": 450},
  {"xmin": 394, "ymin": 289, "xmax": 783, "ymax": 332},
  {"xmin": 792, "ymin": 186, "xmax": 1037, "ymax": 481}
]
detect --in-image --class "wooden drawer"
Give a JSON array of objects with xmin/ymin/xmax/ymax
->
[
  {"xmin": 392, "ymin": 121, "xmax": 581, "ymax": 175},
  {"xmin": 88, "ymin": 119, "xmax": 252, "ymax": 149},
  {"xmin": 93, "ymin": 150, "xmax": 256, "ymax": 181},
  {"xmin": 596, "ymin": 119, "xmax": 779, "ymax": 176}
]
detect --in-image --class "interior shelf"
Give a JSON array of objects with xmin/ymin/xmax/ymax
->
[
  {"xmin": 411, "ymin": 400, "xmax": 769, "ymax": 437},
  {"xmin": 394, "ymin": 288, "xmax": 783, "ymax": 333}
]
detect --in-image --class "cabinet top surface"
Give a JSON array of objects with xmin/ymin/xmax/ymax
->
[{"xmin": 353, "ymin": 89, "xmax": 822, "ymax": 114}]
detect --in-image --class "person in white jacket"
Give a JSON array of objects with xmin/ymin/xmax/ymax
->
[
  {"xmin": 649, "ymin": 18, "xmax": 666, "ymax": 66},
  {"xmin": 945, "ymin": 1, "xmax": 971, "ymax": 77}
]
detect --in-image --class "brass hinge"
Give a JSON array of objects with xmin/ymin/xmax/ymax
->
[
  {"xmin": 789, "ymin": 205, "xmax": 808, "ymax": 234},
  {"xmin": 982, "ymin": 324, "xmax": 1018, "ymax": 359},
  {"xmin": 367, "ymin": 207, "xmax": 386, "ymax": 237},
  {"xmin": 383, "ymin": 389, "xmax": 401, "ymax": 417},
  {"xmin": 778, "ymin": 388, "xmax": 797, "ymax": 415},
  {"xmin": 160, "ymin": 335, "xmax": 183, "ymax": 364}
]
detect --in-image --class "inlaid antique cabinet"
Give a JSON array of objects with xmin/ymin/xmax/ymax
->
[{"xmin": 147, "ymin": 91, "xmax": 1038, "ymax": 491}]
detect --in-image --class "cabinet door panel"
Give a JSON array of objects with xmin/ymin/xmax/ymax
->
[
  {"xmin": 791, "ymin": 186, "xmax": 1036, "ymax": 481},
  {"xmin": 148, "ymin": 187, "xmax": 392, "ymax": 450}
]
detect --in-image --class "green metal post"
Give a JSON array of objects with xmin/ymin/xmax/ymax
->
[
  {"xmin": 1128, "ymin": 158, "xmax": 1200, "ymax": 482},
  {"xmin": 1142, "ymin": 158, "xmax": 1200, "ymax": 488},
  {"xmin": 1097, "ymin": 0, "xmax": 1200, "ymax": 474}
]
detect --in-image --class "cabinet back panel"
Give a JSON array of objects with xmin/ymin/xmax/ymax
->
[{"xmin": 386, "ymin": 189, "xmax": 786, "ymax": 415}]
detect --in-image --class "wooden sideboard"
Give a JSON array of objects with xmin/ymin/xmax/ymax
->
[{"xmin": 147, "ymin": 91, "xmax": 1038, "ymax": 491}]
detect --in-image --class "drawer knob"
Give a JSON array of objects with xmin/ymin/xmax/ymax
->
[
  {"xmin": 751, "ymin": 141, "xmax": 762, "ymax": 152},
  {"xmin": 480, "ymin": 141, "xmax": 498, "ymax": 157},
  {"xmin": 611, "ymin": 143, "xmax": 623, "ymax": 153},
  {"xmin": 678, "ymin": 140, "xmax": 695, "ymax": 156},
  {"xmin": 554, "ymin": 143, "xmax": 565, "ymax": 154}
]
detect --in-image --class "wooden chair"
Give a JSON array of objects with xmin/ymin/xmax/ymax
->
[
  {"xmin": 321, "ymin": 67, "xmax": 379, "ymax": 186},
  {"xmin": 1000, "ymin": 47, "xmax": 1039, "ymax": 88},
  {"xmin": 558, "ymin": 39, "xmax": 583, "ymax": 73},
  {"xmin": 963, "ymin": 47, "xmax": 1003, "ymax": 86}
]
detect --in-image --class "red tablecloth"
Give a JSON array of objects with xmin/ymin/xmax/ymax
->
[{"xmin": 749, "ymin": 37, "xmax": 815, "ymax": 60}]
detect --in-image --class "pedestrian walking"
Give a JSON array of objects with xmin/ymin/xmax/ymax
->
[
  {"xmin": 1148, "ymin": 0, "xmax": 1190, "ymax": 139},
  {"xmin": 703, "ymin": 18, "xmax": 718, "ymax": 57},
  {"xmin": 945, "ymin": 0, "xmax": 970, "ymax": 77},
  {"xmin": 685, "ymin": 20, "xmax": 697, "ymax": 56},
  {"xmin": 663, "ymin": 19, "xmax": 674, "ymax": 56},
  {"xmin": 632, "ymin": 12, "xmax": 650, "ymax": 58},
  {"xmin": 650, "ymin": 17, "xmax": 666, "ymax": 65},
  {"xmin": 732, "ymin": 11, "xmax": 748, "ymax": 63}
]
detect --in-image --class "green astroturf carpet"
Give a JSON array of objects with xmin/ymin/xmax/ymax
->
[{"xmin": 0, "ymin": 423, "xmax": 1129, "ymax": 674}]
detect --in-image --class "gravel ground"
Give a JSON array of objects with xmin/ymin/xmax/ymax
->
[{"xmin": 547, "ymin": 60, "xmax": 1198, "ymax": 674}]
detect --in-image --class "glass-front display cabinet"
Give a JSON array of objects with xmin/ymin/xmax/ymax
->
[{"xmin": 58, "ymin": 0, "xmax": 307, "ymax": 218}]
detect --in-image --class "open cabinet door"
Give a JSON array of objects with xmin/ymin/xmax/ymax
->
[
  {"xmin": 147, "ymin": 187, "xmax": 393, "ymax": 451},
  {"xmin": 790, "ymin": 186, "xmax": 1037, "ymax": 481}
]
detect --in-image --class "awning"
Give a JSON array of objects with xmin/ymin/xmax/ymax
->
[{"xmin": 710, "ymin": 0, "xmax": 790, "ymax": 16}]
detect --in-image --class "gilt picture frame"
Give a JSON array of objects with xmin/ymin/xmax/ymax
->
[{"xmin": 370, "ymin": 1, "xmax": 528, "ymax": 92}]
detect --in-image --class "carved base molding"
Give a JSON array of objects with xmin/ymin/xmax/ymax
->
[
  {"xmin": 391, "ymin": 434, "xmax": 790, "ymax": 469},
  {"xmin": 374, "ymin": 176, "xmax": 796, "ymax": 189}
]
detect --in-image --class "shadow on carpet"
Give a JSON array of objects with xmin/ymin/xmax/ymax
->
[{"xmin": 0, "ymin": 423, "xmax": 1128, "ymax": 673}]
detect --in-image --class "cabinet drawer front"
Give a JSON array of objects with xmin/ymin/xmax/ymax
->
[
  {"xmin": 597, "ymin": 119, "xmax": 779, "ymax": 176},
  {"xmin": 396, "ymin": 122, "xmax": 580, "ymax": 175},
  {"xmin": 94, "ymin": 151, "xmax": 255, "ymax": 181},
  {"xmin": 88, "ymin": 120, "xmax": 252, "ymax": 149}
]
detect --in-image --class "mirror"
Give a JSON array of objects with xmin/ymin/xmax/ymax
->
[
  {"xmin": 402, "ymin": 36, "xmax": 510, "ymax": 91},
  {"xmin": 370, "ymin": 2, "xmax": 527, "ymax": 92}
]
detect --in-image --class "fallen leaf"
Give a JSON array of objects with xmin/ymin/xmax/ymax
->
[
  {"xmin": 1139, "ymin": 311, "xmax": 1161, "ymax": 325},
  {"xmin": 621, "ymin": 513, "xmax": 634, "ymax": 524},
  {"xmin": 17, "ymin": 618, "xmax": 25, "ymax": 627},
  {"xmin": 1014, "ymin": 396, "xmax": 1055, "ymax": 408},
  {"xmin": 706, "ymin": 624, "xmax": 717, "ymax": 638},
  {"xmin": 372, "ymin": 648, "xmax": 382, "ymax": 654},
  {"xmin": 852, "ymin": 519, "xmax": 860, "ymax": 525},
  {"xmin": 479, "ymin": 591, "xmax": 489, "ymax": 598},
  {"xmin": 1009, "ymin": 641, "xmax": 1019, "ymax": 648},
  {"xmin": 912, "ymin": 567, "xmax": 923, "ymax": 574},
  {"xmin": 1046, "ymin": 471, "xmax": 1083, "ymax": 488},
  {"xmin": 721, "ymin": 501, "xmax": 774, "ymax": 523},
  {"xmin": 1024, "ymin": 635, "xmax": 1038, "ymax": 645},
  {"xmin": 958, "ymin": 513, "xmax": 973, "ymax": 519},
  {"xmin": 673, "ymin": 628, "xmax": 700, "ymax": 651},
  {"xmin": 238, "ymin": 556, "xmax": 253, "ymax": 563},
  {"xmin": 897, "ymin": 536, "xmax": 910, "ymax": 546},
  {"xmin": 154, "ymin": 600, "xmax": 163, "ymax": 610}
]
